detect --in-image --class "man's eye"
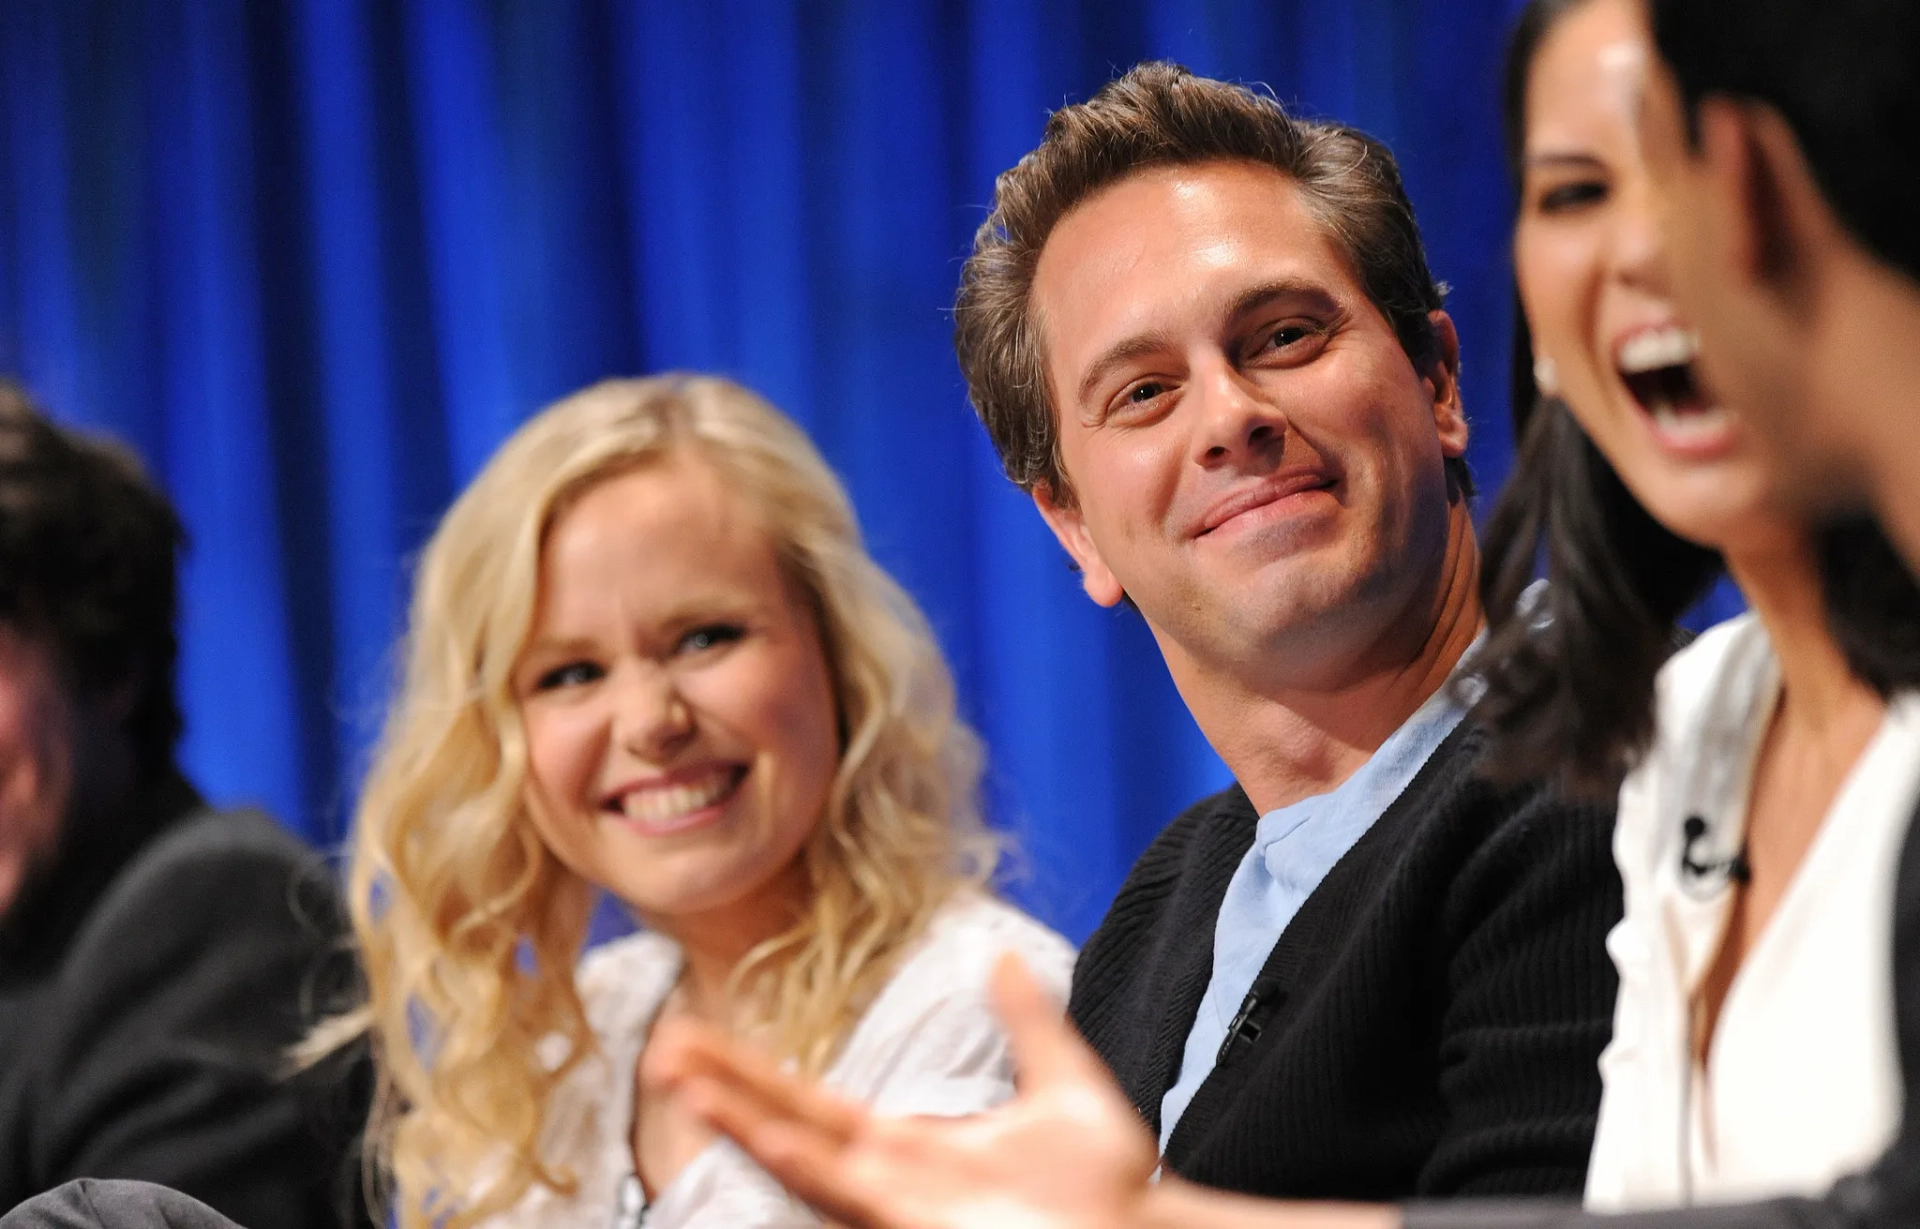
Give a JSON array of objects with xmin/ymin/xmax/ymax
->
[
  {"xmin": 533, "ymin": 661, "xmax": 602, "ymax": 692},
  {"xmin": 1104, "ymin": 380, "xmax": 1171, "ymax": 422},
  {"xmin": 1249, "ymin": 323, "xmax": 1324, "ymax": 364},
  {"xmin": 679, "ymin": 624, "xmax": 745, "ymax": 655}
]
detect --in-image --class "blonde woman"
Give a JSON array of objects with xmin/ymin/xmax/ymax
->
[{"xmin": 317, "ymin": 375, "xmax": 1074, "ymax": 1229}]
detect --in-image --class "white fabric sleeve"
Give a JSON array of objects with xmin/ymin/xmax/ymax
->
[
  {"xmin": 651, "ymin": 898, "xmax": 1077, "ymax": 1229},
  {"xmin": 644, "ymin": 1140, "xmax": 819, "ymax": 1229},
  {"xmin": 845, "ymin": 898, "xmax": 1079, "ymax": 1119}
]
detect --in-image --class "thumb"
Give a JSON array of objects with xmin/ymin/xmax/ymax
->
[{"xmin": 989, "ymin": 953, "xmax": 1105, "ymax": 1089}]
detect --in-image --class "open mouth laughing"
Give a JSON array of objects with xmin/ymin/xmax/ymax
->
[{"xmin": 1615, "ymin": 325, "xmax": 1732, "ymax": 452}]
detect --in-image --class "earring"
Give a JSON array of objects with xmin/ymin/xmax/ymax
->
[{"xmin": 1533, "ymin": 355, "xmax": 1560, "ymax": 396}]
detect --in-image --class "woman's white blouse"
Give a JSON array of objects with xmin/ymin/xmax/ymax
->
[
  {"xmin": 1585, "ymin": 613, "xmax": 1920, "ymax": 1210},
  {"xmin": 481, "ymin": 893, "xmax": 1076, "ymax": 1228}
]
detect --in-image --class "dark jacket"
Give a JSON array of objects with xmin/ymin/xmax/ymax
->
[
  {"xmin": 1405, "ymin": 795, "xmax": 1920, "ymax": 1229},
  {"xmin": 1069, "ymin": 720, "xmax": 1623, "ymax": 1200},
  {"xmin": 0, "ymin": 774, "xmax": 369, "ymax": 1228}
]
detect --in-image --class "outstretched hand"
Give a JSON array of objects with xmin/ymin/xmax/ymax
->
[{"xmin": 643, "ymin": 953, "xmax": 1161, "ymax": 1229}]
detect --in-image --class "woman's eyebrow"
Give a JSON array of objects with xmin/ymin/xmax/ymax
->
[{"xmin": 517, "ymin": 633, "xmax": 599, "ymax": 663}]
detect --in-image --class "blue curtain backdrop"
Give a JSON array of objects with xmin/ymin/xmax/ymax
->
[{"xmin": 0, "ymin": 0, "xmax": 1620, "ymax": 942}]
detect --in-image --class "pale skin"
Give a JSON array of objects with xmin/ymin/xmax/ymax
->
[
  {"xmin": 1515, "ymin": 0, "xmax": 1884, "ymax": 1061},
  {"xmin": 513, "ymin": 457, "xmax": 840, "ymax": 1200}
]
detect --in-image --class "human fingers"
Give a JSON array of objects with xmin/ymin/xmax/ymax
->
[
  {"xmin": 988, "ymin": 953, "xmax": 1112, "ymax": 1090},
  {"xmin": 676, "ymin": 1084, "xmax": 892, "ymax": 1227},
  {"xmin": 645, "ymin": 1016, "xmax": 866, "ymax": 1143}
]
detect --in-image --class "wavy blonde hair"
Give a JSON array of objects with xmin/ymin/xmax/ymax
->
[{"xmin": 315, "ymin": 375, "xmax": 1001, "ymax": 1229}]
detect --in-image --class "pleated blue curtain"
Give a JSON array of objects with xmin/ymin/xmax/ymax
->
[{"xmin": 0, "ymin": 0, "xmax": 1535, "ymax": 942}]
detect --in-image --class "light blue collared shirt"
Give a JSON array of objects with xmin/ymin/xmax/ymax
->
[{"xmin": 1155, "ymin": 665, "xmax": 1476, "ymax": 1152}]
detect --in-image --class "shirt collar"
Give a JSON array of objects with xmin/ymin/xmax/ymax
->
[{"xmin": 1250, "ymin": 633, "xmax": 1483, "ymax": 858}]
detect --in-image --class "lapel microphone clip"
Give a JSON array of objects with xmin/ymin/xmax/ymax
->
[{"xmin": 1680, "ymin": 814, "xmax": 1751, "ymax": 887}]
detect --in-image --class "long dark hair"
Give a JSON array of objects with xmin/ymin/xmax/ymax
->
[{"xmin": 1474, "ymin": 0, "xmax": 1920, "ymax": 798}]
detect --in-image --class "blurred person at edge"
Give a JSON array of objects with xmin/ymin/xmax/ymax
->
[
  {"xmin": 0, "ymin": 1180, "xmax": 244, "ymax": 1229},
  {"xmin": 0, "ymin": 386, "xmax": 370, "ymax": 1228},
  {"xmin": 303, "ymin": 375, "xmax": 1072, "ymax": 1229},
  {"xmin": 642, "ymin": 8, "xmax": 1920, "ymax": 1229},
  {"xmin": 670, "ymin": 60, "xmax": 1624, "ymax": 1206},
  {"xmin": 1485, "ymin": 0, "xmax": 1920, "ymax": 1208}
]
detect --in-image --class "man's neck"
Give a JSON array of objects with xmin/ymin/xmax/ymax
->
[{"xmin": 1164, "ymin": 501, "xmax": 1484, "ymax": 816}]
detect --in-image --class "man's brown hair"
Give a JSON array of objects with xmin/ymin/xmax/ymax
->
[{"xmin": 954, "ymin": 61, "xmax": 1469, "ymax": 502}]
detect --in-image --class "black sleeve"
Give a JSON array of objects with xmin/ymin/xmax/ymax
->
[
  {"xmin": 1067, "ymin": 799, "xmax": 1204, "ymax": 1030},
  {"xmin": 1419, "ymin": 786, "xmax": 1624, "ymax": 1196},
  {"xmin": 0, "ymin": 1178, "xmax": 246, "ymax": 1229},
  {"xmin": 23, "ymin": 817, "xmax": 370, "ymax": 1229}
]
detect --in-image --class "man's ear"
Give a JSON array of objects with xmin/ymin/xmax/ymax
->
[
  {"xmin": 1696, "ymin": 97, "xmax": 1830, "ymax": 303},
  {"xmin": 1031, "ymin": 482, "xmax": 1126, "ymax": 608},
  {"xmin": 1422, "ymin": 310, "xmax": 1469, "ymax": 460}
]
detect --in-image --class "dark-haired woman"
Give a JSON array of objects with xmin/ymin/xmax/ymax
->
[{"xmin": 1486, "ymin": 0, "xmax": 1920, "ymax": 1207}]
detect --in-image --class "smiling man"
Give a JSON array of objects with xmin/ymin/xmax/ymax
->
[{"xmin": 951, "ymin": 63, "xmax": 1622, "ymax": 1200}]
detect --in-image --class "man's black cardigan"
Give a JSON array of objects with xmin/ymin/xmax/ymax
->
[{"xmin": 1068, "ymin": 720, "xmax": 1622, "ymax": 1201}]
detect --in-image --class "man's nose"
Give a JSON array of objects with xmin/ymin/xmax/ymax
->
[
  {"xmin": 1191, "ymin": 358, "xmax": 1287, "ymax": 466},
  {"xmin": 610, "ymin": 663, "xmax": 695, "ymax": 760}
]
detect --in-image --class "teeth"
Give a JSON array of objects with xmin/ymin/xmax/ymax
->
[
  {"xmin": 1648, "ymin": 400, "xmax": 1732, "ymax": 441},
  {"xmin": 1618, "ymin": 326, "xmax": 1699, "ymax": 375},
  {"xmin": 620, "ymin": 767, "xmax": 739, "ymax": 825}
]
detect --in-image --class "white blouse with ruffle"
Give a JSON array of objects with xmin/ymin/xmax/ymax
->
[
  {"xmin": 481, "ymin": 892, "xmax": 1075, "ymax": 1229},
  {"xmin": 1586, "ymin": 613, "xmax": 1920, "ymax": 1209}
]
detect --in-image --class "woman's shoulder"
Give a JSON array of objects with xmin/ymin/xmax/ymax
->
[
  {"xmin": 1651, "ymin": 611, "xmax": 1770, "ymax": 727},
  {"xmin": 825, "ymin": 893, "xmax": 1075, "ymax": 1111},
  {"xmin": 1616, "ymin": 612, "xmax": 1772, "ymax": 870},
  {"xmin": 1634, "ymin": 611, "xmax": 1775, "ymax": 777},
  {"xmin": 574, "ymin": 929, "xmax": 682, "ymax": 1034},
  {"xmin": 1884, "ymin": 689, "xmax": 1920, "ymax": 736},
  {"xmin": 848, "ymin": 893, "xmax": 1075, "ymax": 1047},
  {"xmin": 910, "ymin": 891, "xmax": 1077, "ymax": 993}
]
